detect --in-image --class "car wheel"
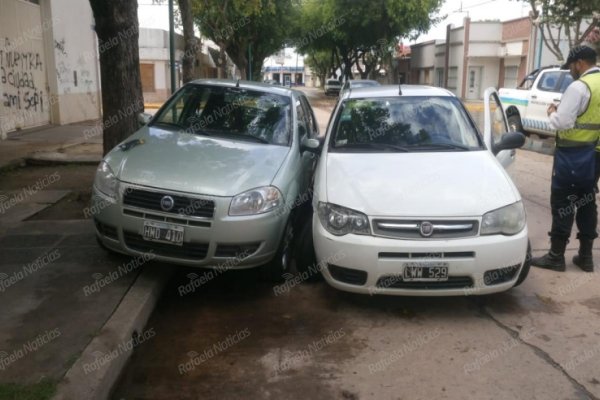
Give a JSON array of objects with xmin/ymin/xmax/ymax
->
[
  {"xmin": 514, "ymin": 241, "xmax": 532, "ymax": 287},
  {"xmin": 295, "ymin": 216, "xmax": 322, "ymax": 282},
  {"xmin": 259, "ymin": 219, "xmax": 294, "ymax": 282}
]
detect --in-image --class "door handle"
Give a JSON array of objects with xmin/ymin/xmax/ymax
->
[{"xmin": 531, "ymin": 95, "xmax": 537, "ymax": 99}]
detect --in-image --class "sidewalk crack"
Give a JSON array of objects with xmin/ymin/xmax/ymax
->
[{"xmin": 476, "ymin": 302, "xmax": 598, "ymax": 400}]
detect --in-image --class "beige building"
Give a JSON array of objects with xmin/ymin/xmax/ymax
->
[{"xmin": 0, "ymin": 0, "xmax": 101, "ymax": 139}]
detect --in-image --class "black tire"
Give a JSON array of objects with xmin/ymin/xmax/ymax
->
[
  {"xmin": 259, "ymin": 219, "xmax": 294, "ymax": 282},
  {"xmin": 514, "ymin": 241, "xmax": 532, "ymax": 287},
  {"xmin": 295, "ymin": 217, "xmax": 322, "ymax": 282}
]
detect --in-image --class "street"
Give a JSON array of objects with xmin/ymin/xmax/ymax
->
[{"xmin": 104, "ymin": 93, "xmax": 600, "ymax": 400}]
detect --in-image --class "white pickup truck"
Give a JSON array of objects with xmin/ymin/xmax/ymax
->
[{"xmin": 499, "ymin": 66, "xmax": 573, "ymax": 137}]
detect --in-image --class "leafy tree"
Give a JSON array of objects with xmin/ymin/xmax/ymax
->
[
  {"xmin": 192, "ymin": 0, "xmax": 299, "ymax": 80},
  {"xmin": 295, "ymin": 0, "xmax": 443, "ymax": 80},
  {"xmin": 525, "ymin": 0, "xmax": 600, "ymax": 61},
  {"xmin": 304, "ymin": 50, "xmax": 332, "ymax": 87},
  {"xmin": 89, "ymin": 0, "xmax": 144, "ymax": 155}
]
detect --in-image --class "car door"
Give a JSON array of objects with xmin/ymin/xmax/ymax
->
[
  {"xmin": 296, "ymin": 95, "xmax": 319, "ymax": 194},
  {"xmin": 483, "ymin": 87, "xmax": 515, "ymax": 170},
  {"xmin": 526, "ymin": 70, "xmax": 562, "ymax": 132}
]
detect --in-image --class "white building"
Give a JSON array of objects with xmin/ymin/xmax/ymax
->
[
  {"xmin": 263, "ymin": 48, "xmax": 306, "ymax": 86},
  {"xmin": 0, "ymin": 0, "xmax": 101, "ymax": 139}
]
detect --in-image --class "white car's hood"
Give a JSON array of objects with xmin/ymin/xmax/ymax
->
[{"xmin": 324, "ymin": 151, "xmax": 519, "ymax": 217}]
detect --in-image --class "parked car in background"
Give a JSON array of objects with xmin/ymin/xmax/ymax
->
[
  {"xmin": 499, "ymin": 66, "xmax": 573, "ymax": 136},
  {"xmin": 92, "ymin": 80, "xmax": 321, "ymax": 281},
  {"xmin": 264, "ymin": 79, "xmax": 280, "ymax": 86},
  {"xmin": 324, "ymin": 79, "xmax": 342, "ymax": 96},
  {"xmin": 339, "ymin": 79, "xmax": 380, "ymax": 97},
  {"xmin": 310, "ymin": 84, "xmax": 530, "ymax": 296}
]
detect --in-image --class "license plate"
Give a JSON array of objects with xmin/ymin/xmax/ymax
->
[
  {"xmin": 403, "ymin": 262, "xmax": 449, "ymax": 282},
  {"xmin": 142, "ymin": 221, "xmax": 184, "ymax": 246}
]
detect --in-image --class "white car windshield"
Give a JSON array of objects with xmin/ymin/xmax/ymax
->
[{"xmin": 330, "ymin": 96, "xmax": 483, "ymax": 152}]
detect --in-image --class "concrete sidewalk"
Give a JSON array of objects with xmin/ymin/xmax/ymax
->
[{"xmin": 0, "ymin": 121, "xmax": 103, "ymax": 171}]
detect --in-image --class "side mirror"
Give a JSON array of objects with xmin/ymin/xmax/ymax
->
[
  {"xmin": 493, "ymin": 132, "xmax": 526, "ymax": 155},
  {"xmin": 301, "ymin": 136, "xmax": 321, "ymax": 153},
  {"xmin": 138, "ymin": 113, "xmax": 153, "ymax": 127}
]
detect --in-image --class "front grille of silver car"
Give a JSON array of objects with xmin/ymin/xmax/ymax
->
[
  {"xmin": 123, "ymin": 188, "xmax": 215, "ymax": 219},
  {"xmin": 372, "ymin": 219, "xmax": 479, "ymax": 239}
]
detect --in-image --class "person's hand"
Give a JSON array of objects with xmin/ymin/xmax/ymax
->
[{"xmin": 547, "ymin": 103, "xmax": 557, "ymax": 116}]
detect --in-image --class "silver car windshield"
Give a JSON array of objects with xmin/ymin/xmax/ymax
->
[
  {"xmin": 330, "ymin": 96, "xmax": 483, "ymax": 152},
  {"xmin": 152, "ymin": 85, "xmax": 292, "ymax": 146}
]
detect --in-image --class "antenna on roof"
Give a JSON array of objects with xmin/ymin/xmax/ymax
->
[
  {"xmin": 235, "ymin": 79, "xmax": 240, "ymax": 88},
  {"xmin": 398, "ymin": 83, "xmax": 402, "ymax": 95}
]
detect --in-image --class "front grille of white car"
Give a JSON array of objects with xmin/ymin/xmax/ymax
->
[{"xmin": 372, "ymin": 219, "xmax": 479, "ymax": 239}]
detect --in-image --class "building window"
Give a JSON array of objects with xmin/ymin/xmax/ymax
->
[
  {"xmin": 504, "ymin": 66, "xmax": 518, "ymax": 88},
  {"xmin": 140, "ymin": 64, "xmax": 155, "ymax": 93}
]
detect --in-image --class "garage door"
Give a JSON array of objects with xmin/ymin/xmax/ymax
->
[{"xmin": 0, "ymin": 0, "xmax": 51, "ymax": 138}]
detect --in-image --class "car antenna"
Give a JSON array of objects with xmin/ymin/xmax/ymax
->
[
  {"xmin": 398, "ymin": 83, "xmax": 402, "ymax": 95},
  {"xmin": 235, "ymin": 79, "xmax": 240, "ymax": 88}
]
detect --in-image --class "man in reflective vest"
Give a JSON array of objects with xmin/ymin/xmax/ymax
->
[{"xmin": 532, "ymin": 45, "xmax": 600, "ymax": 272}]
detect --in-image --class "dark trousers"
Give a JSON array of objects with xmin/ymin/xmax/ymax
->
[
  {"xmin": 596, "ymin": 152, "xmax": 600, "ymax": 192},
  {"xmin": 550, "ymin": 187, "xmax": 598, "ymax": 241}
]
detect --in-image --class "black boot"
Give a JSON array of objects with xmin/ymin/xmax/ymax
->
[
  {"xmin": 531, "ymin": 237, "xmax": 567, "ymax": 272},
  {"xmin": 573, "ymin": 239, "xmax": 594, "ymax": 272}
]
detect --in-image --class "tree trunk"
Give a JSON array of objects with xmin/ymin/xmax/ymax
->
[
  {"xmin": 178, "ymin": 0, "xmax": 197, "ymax": 83},
  {"xmin": 89, "ymin": 0, "xmax": 144, "ymax": 156}
]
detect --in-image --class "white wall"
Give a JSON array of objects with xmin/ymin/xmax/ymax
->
[{"xmin": 46, "ymin": 0, "xmax": 101, "ymax": 124}]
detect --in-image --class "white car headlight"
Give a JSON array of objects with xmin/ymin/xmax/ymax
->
[
  {"xmin": 229, "ymin": 186, "xmax": 283, "ymax": 216},
  {"xmin": 481, "ymin": 201, "xmax": 526, "ymax": 235},
  {"xmin": 94, "ymin": 161, "xmax": 118, "ymax": 199},
  {"xmin": 317, "ymin": 202, "xmax": 370, "ymax": 236}
]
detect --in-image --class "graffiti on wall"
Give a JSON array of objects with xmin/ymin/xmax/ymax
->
[{"xmin": 0, "ymin": 37, "xmax": 45, "ymax": 113}]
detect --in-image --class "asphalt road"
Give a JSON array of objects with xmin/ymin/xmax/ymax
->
[{"xmin": 111, "ymin": 96, "xmax": 600, "ymax": 400}]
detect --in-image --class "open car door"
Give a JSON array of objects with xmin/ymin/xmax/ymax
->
[{"xmin": 483, "ymin": 87, "xmax": 518, "ymax": 170}]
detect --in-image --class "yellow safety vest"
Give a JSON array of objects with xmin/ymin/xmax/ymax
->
[{"xmin": 557, "ymin": 71, "xmax": 600, "ymax": 149}]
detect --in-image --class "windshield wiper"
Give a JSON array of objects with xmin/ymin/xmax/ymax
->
[
  {"xmin": 201, "ymin": 130, "xmax": 270, "ymax": 144},
  {"xmin": 334, "ymin": 142, "xmax": 410, "ymax": 152},
  {"xmin": 412, "ymin": 143, "xmax": 472, "ymax": 151}
]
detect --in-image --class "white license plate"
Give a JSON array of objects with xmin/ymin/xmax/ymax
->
[
  {"xmin": 403, "ymin": 262, "xmax": 449, "ymax": 282},
  {"xmin": 142, "ymin": 221, "xmax": 184, "ymax": 246}
]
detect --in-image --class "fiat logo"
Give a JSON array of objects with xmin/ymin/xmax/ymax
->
[
  {"xmin": 160, "ymin": 195, "xmax": 175, "ymax": 211},
  {"xmin": 419, "ymin": 221, "xmax": 434, "ymax": 237}
]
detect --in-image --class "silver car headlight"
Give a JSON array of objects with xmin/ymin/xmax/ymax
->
[
  {"xmin": 229, "ymin": 186, "xmax": 283, "ymax": 216},
  {"xmin": 317, "ymin": 202, "xmax": 370, "ymax": 236},
  {"xmin": 94, "ymin": 161, "xmax": 118, "ymax": 199},
  {"xmin": 481, "ymin": 201, "xmax": 526, "ymax": 235}
]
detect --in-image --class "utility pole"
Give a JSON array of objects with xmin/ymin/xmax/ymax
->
[{"xmin": 169, "ymin": 0, "xmax": 176, "ymax": 93}]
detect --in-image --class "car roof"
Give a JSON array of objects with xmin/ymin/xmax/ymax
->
[
  {"xmin": 342, "ymin": 84, "xmax": 456, "ymax": 99},
  {"xmin": 188, "ymin": 78, "xmax": 297, "ymax": 96}
]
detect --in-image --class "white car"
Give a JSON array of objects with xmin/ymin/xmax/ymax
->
[{"xmin": 311, "ymin": 85, "xmax": 530, "ymax": 296}]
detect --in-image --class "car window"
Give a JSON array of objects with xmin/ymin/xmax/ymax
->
[
  {"xmin": 152, "ymin": 85, "xmax": 292, "ymax": 146},
  {"xmin": 558, "ymin": 72, "xmax": 574, "ymax": 93},
  {"xmin": 300, "ymin": 96, "xmax": 318, "ymax": 138},
  {"xmin": 537, "ymin": 71, "xmax": 561, "ymax": 92},
  {"xmin": 330, "ymin": 96, "xmax": 482, "ymax": 152},
  {"xmin": 296, "ymin": 99, "xmax": 308, "ymax": 140}
]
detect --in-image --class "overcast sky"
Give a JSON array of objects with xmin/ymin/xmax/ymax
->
[{"xmin": 137, "ymin": 0, "xmax": 534, "ymax": 45}]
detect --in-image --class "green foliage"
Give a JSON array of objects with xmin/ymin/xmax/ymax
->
[
  {"xmin": 294, "ymin": 0, "xmax": 443, "ymax": 79},
  {"xmin": 524, "ymin": 0, "xmax": 600, "ymax": 60},
  {"xmin": 193, "ymin": 0, "xmax": 300, "ymax": 80}
]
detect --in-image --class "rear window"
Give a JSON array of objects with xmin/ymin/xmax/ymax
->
[
  {"xmin": 327, "ymin": 80, "xmax": 341, "ymax": 86},
  {"xmin": 152, "ymin": 85, "xmax": 292, "ymax": 146},
  {"xmin": 330, "ymin": 96, "xmax": 483, "ymax": 152}
]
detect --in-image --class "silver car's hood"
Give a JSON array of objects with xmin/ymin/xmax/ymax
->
[{"xmin": 115, "ymin": 127, "xmax": 290, "ymax": 197}]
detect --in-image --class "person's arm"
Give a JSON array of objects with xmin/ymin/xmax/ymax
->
[{"xmin": 548, "ymin": 81, "xmax": 590, "ymax": 131}]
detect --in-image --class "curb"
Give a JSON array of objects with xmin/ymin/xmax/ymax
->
[
  {"xmin": 51, "ymin": 264, "xmax": 173, "ymax": 400},
  {"xmin": 26, "ymin": 152, "xmax": 102, "ymax": 165}
]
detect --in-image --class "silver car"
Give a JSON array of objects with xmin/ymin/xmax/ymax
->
[{"xmin": 92, "ymin": 80, "xmax": 321, "ymax": 280}]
